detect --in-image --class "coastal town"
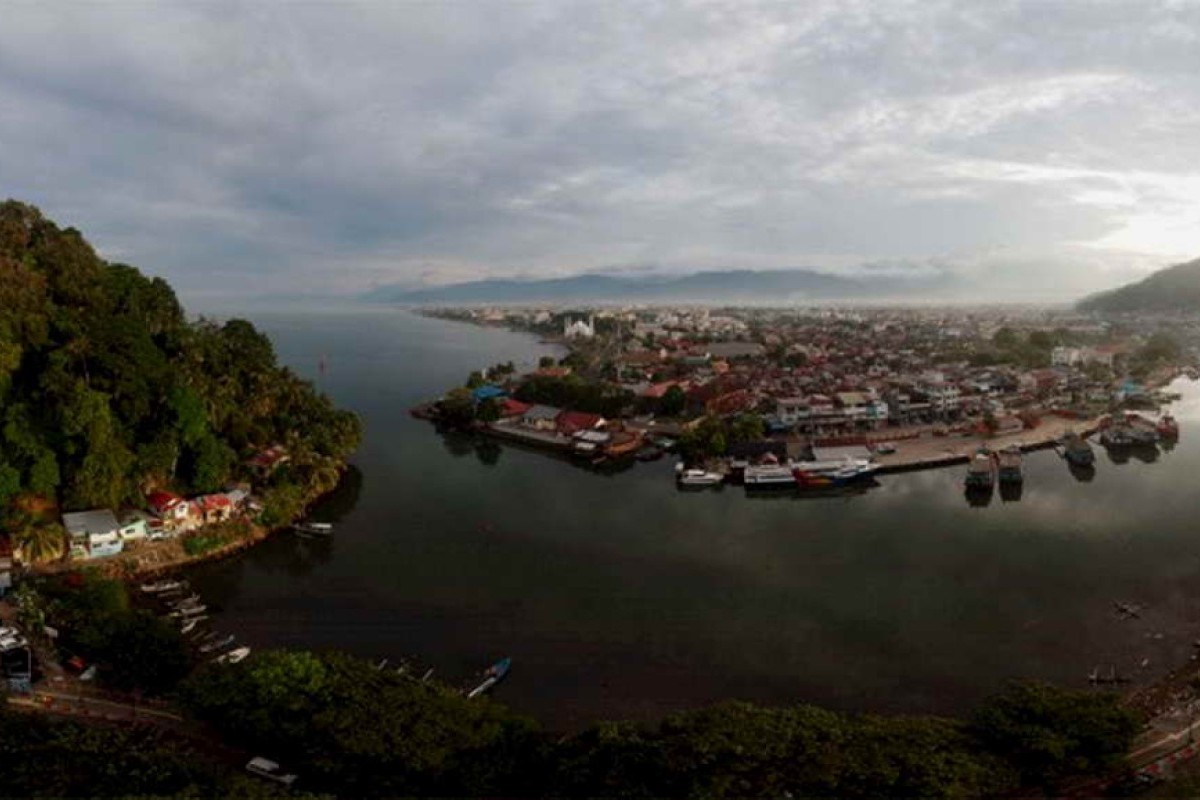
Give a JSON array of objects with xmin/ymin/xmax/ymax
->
[{"xmin": 416, "ymin": 305, "xmax": 1193, "ymax": 496}]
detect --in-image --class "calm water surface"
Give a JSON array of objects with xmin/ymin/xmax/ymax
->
[{"xmin": 187, "ymin": 309, "xmax": 1200, "ymax": 730}]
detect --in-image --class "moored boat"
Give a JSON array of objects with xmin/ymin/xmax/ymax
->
[
  {"xmin": 141, "ymin": 579, "xmax": 185, "ymax": 594},
  {"xmin": 1061, "ymin": 432, "xmax": 1095, "ymax": 466},
  {"xmin": 964, "ymin": 450, "xmax": 995, "ymax": 490},
  {"xmin": 792, "ymin": 457, "xmax": 877, "ymax": 488},
  {"xmin": 293, "ymin": 521, "xmax": 334, "ymax": 537},
  {"xmin": 743, "ymin": 462, "xmax": 799, "ymax": 488},
  {"xmin": 997, "ymin": 445, "xmax": 1023, "ymax": 484},
  {"xmin": 1158, "ymin": 414, "xmax": 1179, "ymax": 439},
  {"xmin": 467, "ymin": 656, "xmax": 512, "ymax": 699},
  {"xmin": 675, "ymin": 462, "xmax": 723, "ymax": 486},
  {"xmin": 217, "ymin": 646, "xmax": 251, "ymax": 664},
  {"xmin": 199, "ymin": 634, "xmax": 236, "ymax": 654}
]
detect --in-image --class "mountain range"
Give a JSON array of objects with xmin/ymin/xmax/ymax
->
[
  {"xmin": 362, "ymin": 268, "xmax": 948, "ymax": 305},
  {"xmin": 1077, "ymin": 257, "xmax": 1200, "ymax": 313}
]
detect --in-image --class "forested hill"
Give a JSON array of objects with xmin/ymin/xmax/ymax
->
[
  {"xmin": 1078, "ymin": 257, "xmax": 1200, "ymax": 312},
  {"xmin": 0, "ymin": 200, "xmax": 361, "ymax": 517}
]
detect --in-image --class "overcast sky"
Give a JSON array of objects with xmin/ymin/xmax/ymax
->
[{"xmin": 3, "ymin": 1, "xmax": 1199, "ymax": 304}]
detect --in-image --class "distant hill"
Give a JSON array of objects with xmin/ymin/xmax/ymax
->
[
  {"xmin": 1078, "ymin": 257, "xmax": 1200, "ymax": 312},
  {"xmin": 362, "ymin": 268, "xmax": 940, "ymax": 305}
]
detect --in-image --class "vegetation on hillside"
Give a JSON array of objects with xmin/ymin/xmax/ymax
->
[
  {"xmin": 0, "ymin": 200, "xmax": 361, "ymax": 529},
  {"xmin": 177, "ymin": 650, "xmax": 1140, "ymax": 798},
  {"xmin": 1078, "ymin": 257, "xmax": 1200, "ymax": 313}
]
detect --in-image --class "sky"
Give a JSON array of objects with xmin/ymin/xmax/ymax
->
[{"xmin": 3, "ymin": 1, "xmax": 1200, "ymax": 305}]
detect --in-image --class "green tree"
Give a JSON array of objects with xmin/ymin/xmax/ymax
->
[
  {"xmin": 11, "ymin": 520, "xmax": 65, "ymax": 564},
  {"xmin": 657, "ymin": 385, "xmax": 687, "ymax": 417},
  {"xmin": 969, "ymin": 680, "xmax": 1140, "ymax": 789}
]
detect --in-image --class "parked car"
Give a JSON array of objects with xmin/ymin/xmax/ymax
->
[{"xmin": 245, "ymin": 757, "xmax": 298, "ymax": 787}]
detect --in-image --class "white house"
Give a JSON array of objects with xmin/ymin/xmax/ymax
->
[{"xmin": 62, "ymin": 509, "xmax": 124, "ymax": 559}]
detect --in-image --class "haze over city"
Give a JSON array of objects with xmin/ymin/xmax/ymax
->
[{"xmin": 3, "ymin": 2, "xmax": 1200, "ymax": 304}]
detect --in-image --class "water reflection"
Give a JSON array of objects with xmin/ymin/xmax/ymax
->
[
  {"xmin": 999, "ymin": 482, "xmax": 1024, "ymax": 503},
  {"xmin": 964, "ymin": 485, "xmax": 993, "ymax": 507},
  {"xmin": 1068, "ymin": 462, "xmax": 1096, "ymax": 483}
]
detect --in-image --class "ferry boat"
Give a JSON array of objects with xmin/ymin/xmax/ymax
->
[
  {"xmin": 791, "ymin": 457, "xmax": 878, "ymax": 488},
  {"xmin": 964, "ymin": 450, "xmax": 996, "ymax": 490},
  {"xmin": 997, "ymin": 446, "xmax": 1023, "ymax": 484},
  {"xmin": 743, "ymin": 463, "xmax": 800, "ymax": 488},
  {"xmin": 1060, "ymin": 432, "xmax": 1095, "ymax": 467},
  {"xmin": 467, "ymin": 657, "xmax": 512, "ymax": 699}
]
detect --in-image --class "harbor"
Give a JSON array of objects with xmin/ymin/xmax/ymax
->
[{"xmin": 165, "ymin": 311, "xmax": 1200, "ymax": 732}]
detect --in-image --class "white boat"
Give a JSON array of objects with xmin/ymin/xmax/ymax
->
[
  {"xmin": 676, "ymin": 467, "xmax": 723, "ymax": 486},
  {"xmin": 199, "ymin": 634, "xmax": 235, "ymax": 654},
  {"xmin": 167, "ymin": 593, "xmax": 201, "ymax": 608},
  {"xmin": 168, "ymin": 605, "xmax": 208, "ymax": 619},
  {"xmin": 743, "ymin": 463, "xmax": 798, "ymax": 487},
  {"xmin": 217, "ymin": 646, "xmax": 251, "ymax": 664},
  {"xmin": 179, "ymin": 616, "xmax": 207, "ymax": 634},
  {"xmin": 140, "ymin": 579, "xmax": 185, "ymax": 594},
  {"xmin": 293, "ymin": 521, "xmax": 334, "ymax": 537}
]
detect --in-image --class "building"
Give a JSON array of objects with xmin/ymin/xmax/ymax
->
[
  {"xmin": 563, "ymin": 316, "xmax": 595, "ymax": 339},
  {"xmin": 520, "ymin": 404, "xmax": 562, "ymax": 431},
  {"xmin": 63, "ymin": 509, "xmax": 124, "ymax": 559}
]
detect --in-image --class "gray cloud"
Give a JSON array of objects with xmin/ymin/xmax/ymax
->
[{"xmin": 2, "ymin": 1, "xmax": 1200, "ymax": 303}]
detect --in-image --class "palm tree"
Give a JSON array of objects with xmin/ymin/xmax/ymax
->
[{"xmin": 13, "ymin": 520, "xmax": 65, "ymax": 564}]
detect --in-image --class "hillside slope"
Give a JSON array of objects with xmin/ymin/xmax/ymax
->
[
  {"xmin": 1078, "ymin": 258, "xmax": 1200, "ymax": 312},
  {"xmin": 0, "ymin": 200, "xmax": 360, "ymax": 520}
]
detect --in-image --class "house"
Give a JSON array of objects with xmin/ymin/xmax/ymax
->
[
  {"xmin": 471, "ymin": 385, "xmax": 507, "ymax": 404},
  {"xmin": 499, "ymin": 398, "xmax": 532, "ymax": 418},
  {"xmin": 147, "ymin": 491, "xmax": 189, "ymax": 528},
  {"xmin": 194, "ymin": 493, "xmax": 234, "ymax": 525},
  {"xmin": 246, "ymin": 445, "xmax": 290, "ymax": 475},
  {"xmin": 62, "ymin": 509, "xmax": 123, "ymax": 559},
  {"xmin": 0, "ymin": 537, "xmax": 12, "ymax": 597},
  {"xmin": 707, "ymin": 342, "xmax": 766, "ymax": 360},
  {"xmin": 117, "ymin": 514, "xmax": 149, "ymax": 542},
  {"xmin": 775, "ymin": 397, "xmax": 810, "ymax": 426},
  {"xmin": 521, "ymin": 405, "xmax": 563, "ymax": 432},
  {"xmin": 556, "ymin": 411, "xmax": 607, "ymax": 436}
]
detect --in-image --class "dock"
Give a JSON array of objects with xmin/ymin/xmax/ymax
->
[{"xmin": 871, "ymin": 414, "xmax": 1104, "ymax": 475}]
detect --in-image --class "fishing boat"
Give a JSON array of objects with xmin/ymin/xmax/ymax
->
[
  {"xmin": 166, "ymin": 593, "xmax": 201, "ymax": 608},
  {"xmin": 1157, "ymin": 414, "xmax": 1179, "ymax": 439},
  {"xmin": 997, "ymin": 445, "xmax": 1023, "ymax": 484},
  {"xmin": 293, "ymin": 521, "xmax": 334, "ymax": 537},
  {"xmin": 964, "ymin": 450, "xmax": 995, "ymax": 490},
  {"xmin": 179, "ymin": 617, "xmax": 207, "ymax": 634},
  {"xmin": 168, "ymin": 604, "xmax": 207, "ymax": 618},
  {"xmin": 140, "ymin": 579, "xmax": 185, "ymax": 594},
  {"xmin": 1060, "ymin": 432, "xmax": 1095, "ymax": 467},
  {"xmin": 217, "ymin": 646, "xmax": 251, "ymax": 665},
  {"xmin": 199, "ymin": 634, "xmax": 236, "ymax": 654},
  {"xmin": 467, "ymin": 657, "xmax": 512, "ymax": 699},
  {"xmin": 675, "ymin": 464, "xmax": 723, "ymax": 487}
]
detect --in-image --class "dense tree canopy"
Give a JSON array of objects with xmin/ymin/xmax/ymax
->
[{"xmin": 0, "ymin": 200, "xmax": 361, "ymax": 515}]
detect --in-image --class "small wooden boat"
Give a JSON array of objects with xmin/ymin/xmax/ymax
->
[
  {"xmin": 141, "ymin": 579, "xmax": 185, "ymax": 594},
  {"xmin": 293, "ymin": 521, "xmax": 334, "ymax": 537},
  {"xmin": 179, "ymin": 616, "xmax": 207, "ymax": 634},
  {"xmin": 199, "ymin": 634, "xmax": 235, "ymax": 654},
  {"xmin": 217, "ymin": 646, "xmax": 251, "ymax": 665},
  {"xmin": 467, "ymin": 657, "xmax": 512, "ymax": 698}
]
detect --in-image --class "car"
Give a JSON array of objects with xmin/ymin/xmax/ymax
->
[
  {"xmin": 874, "ymin": 442, "xmax": 897, "ymax": 454},
  {"xmin": 245, "ymin": 757, "xmax": 299, "ymax": 787}
]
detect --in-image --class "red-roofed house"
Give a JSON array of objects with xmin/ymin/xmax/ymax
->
[
  {"xmin": 146, "ymin": 491, "xmax": 189, "ymax": 528},
  {"xmin": 193, "ymin": 493, "xmax": 234, "ymax": 525},
  {"xmin": 556, "ymin": 411, "xmax": 607, "ymax": 436},
  {"xmin": 499, "ymin": 398, "xmax": 532, "ymax": 418}
]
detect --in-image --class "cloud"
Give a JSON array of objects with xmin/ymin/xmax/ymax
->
[{"xmin": 2, "ymin": 1, "xmax": 1199, "ymax": 303}]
